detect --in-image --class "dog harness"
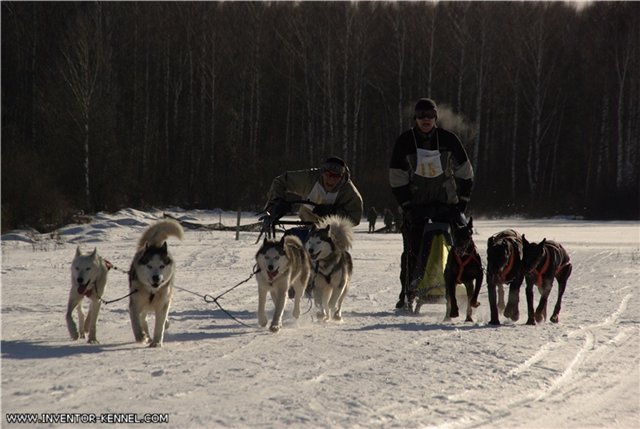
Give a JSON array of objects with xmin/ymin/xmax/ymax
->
[
  {"xmin": 498, "ymin": 250, "xmax": 515, "ymax": 283},
  {"xmin": 454, "ymin": 248, "xmax": 481, "ymax": 284},
  {"xmin": 528, "ymin": 244, "xmax": 571, "ymax": 287},
  {"xmin": 309, "ymin": 257, "xmax": 345, "ymax": 292}
]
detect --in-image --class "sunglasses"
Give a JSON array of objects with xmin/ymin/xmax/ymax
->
[
  {"xmin": 415, "ymin": 109, "xmax": 437, "ymax": 120},
  {"xmin": 323, "ymin": 171, "xmax": 343, "ymax": 179}
]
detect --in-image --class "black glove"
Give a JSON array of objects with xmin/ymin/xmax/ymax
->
[
  {"xmin": 269, "ymin": 199, "xmax": 292, "ymax": 219},
  {"xmin": 258, "ymin": 199, "xmax": 292, "ymax": 231},
  {"xmin": 312, "ymin": 204, "xmax": 336, "ymax": 217}
]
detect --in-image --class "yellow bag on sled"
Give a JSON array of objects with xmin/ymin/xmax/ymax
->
[{"xmin": 417, "ymin": 233, "xmax": 450, "ymax": 298}]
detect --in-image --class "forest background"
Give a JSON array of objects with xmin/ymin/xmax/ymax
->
[{"xmin": 2, "ymin": 1, "xmax": 639, "ymax": 233}]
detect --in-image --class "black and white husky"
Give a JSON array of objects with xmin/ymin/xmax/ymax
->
[
  {"xmin": 128, "ymin": 219, "xmax": 184, "ymax": 347},
  {"xmin": 255, "ymin": 235, "xmax": 311, "ymax": 333},
  {"xmin": 305, "ymin": 215, "xmax": 354, "ymax": 322},
  {"xmin": 66, "ymin": 246, "xmax": 110, "ymax": 344}
]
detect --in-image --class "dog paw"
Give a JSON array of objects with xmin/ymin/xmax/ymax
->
[
  {"xmin": 526, "ymin": 319, "xmax": 536, "ymax": 326},
  {"xmin": 504, "ymin": 305, "xmax": 519, "ymax": 321},
  {"xmin": 332, "ymin": 313, "xmax": 343, "ymax": 322},
  {"xmin": 269, "ymin": 325, "xmax": 281, "ymax": 333},
  {"xmin": 449, "ymin": 307, "xmax": 459, "ymax": 318},
  {"xmin": 87, "ymin": 339, "xmax": 100, "ymax": 345},
  {"xmin": 488, "ymin": 319, "xmax": 501, "ymax": 326},
  {"xmin": 258, "ymin": 316, "xmax": 268, "ymax": 327},
  {"xmin": 465, "ymin": 316, "xmax": 474, "ymax": 323},
  {"xmin": 471, "ymin": 301, "xmax": 481, "ymax": 308},
  {"xmin": 550, "ymin": 315, "xmax": 559, "ymax": 323},
  {"xmin": 148, "ymin": 342, "xmax": 162, "ymax": 348},
  {"xmin": 535, "ymin": 311, "xmax": 544, "ymax": 323},
  {"xmin": 70, "ymin": 332, "xmax": 79, "ymax": 341}
]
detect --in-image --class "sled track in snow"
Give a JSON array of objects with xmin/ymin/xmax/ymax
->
[{"xmin": 450, "ymin": 292, "xmax": 635, "ymax": 429}]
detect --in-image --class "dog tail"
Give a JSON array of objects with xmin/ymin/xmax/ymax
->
[
  {"xmin": 138, "ymin": 219, "xmax": 184, "ymax": 249},
  {"xmin": 283, "ymin": 234, "xmax": 308, "ymax": 265},
  {"xmin": 317, "ymin": 215, "xmax": 354, "ymax": 251}
]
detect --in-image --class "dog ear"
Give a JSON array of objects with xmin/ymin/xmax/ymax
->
[
  {"xmin": 76, "ymin": 245, "xmax": 82, "ymax": 256},
  {"xmin": 91, "ymin": 248, "xmax": 98, "ymax": 258},
  {"xmin": 162, "ymin": 242, "xmax": 168, "ymax": 252},
  {"xmin": 540, "ymin": 238, "xmax": 547, "ymax": 247},
  {"xmin": 467, "ymin": 217, "xmax": 473, "ymax": 229},
  {"xmin": 522, "ymin": 234, "xmax": 529, "ymax": 245}
]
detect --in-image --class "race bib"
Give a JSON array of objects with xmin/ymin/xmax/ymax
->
[{"xmin": 415, "ymin": 148, "xmax": 443, "ymax": 178}]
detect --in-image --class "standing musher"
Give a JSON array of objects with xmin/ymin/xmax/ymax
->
[{"xmin": 389, "ymin": 98, "xmax": 474, "ymax": 309}]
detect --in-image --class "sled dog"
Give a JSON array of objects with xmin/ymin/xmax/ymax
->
[
  {"xmin": 486, "ymin": 229, "xmax": 525, "ymax": 325},
  {"xmin": 255, "ymin": 235, "xmax": 311, "ymax": 332},
  {"xmin": 522, "ymin": 236, "xmax": 572, "ymax": 325},
  {"xmin": 128, "ymin": 219, "xmax": 183, "ymax": 347},
  {"xmin": 67, "ymin": 246, "xmax": 110, "ymax": 344},
  {"xmin": 444, "ymin": 217, "xmax": 483, "ymax": 322},
  {"xmin": 305, "ymin": 215, "xmax": 354, "ymax": 321}
]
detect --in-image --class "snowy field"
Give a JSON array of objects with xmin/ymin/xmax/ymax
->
[{"xmin": 1, "ymin": 208, "xmax": 639, "ymax": 429}]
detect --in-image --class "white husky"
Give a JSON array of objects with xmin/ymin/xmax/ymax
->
[
  {"xmin": 305, "ymin": 215, "xmax": 354, "ymax": 321},
  {"xmin": 255, "ymin": 235, "xmax": 311, "ymax": 333},
  {"xmin": 67, "ymin": 246, "xmax": 110, "ymax": 344},
  {"xmin": 128, "ymin": 219, "xmax": 183, "ymax": 347}
]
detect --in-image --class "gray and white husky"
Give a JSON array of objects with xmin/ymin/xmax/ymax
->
[
  {"xmin": 255, "ymin": 235, "xmax": 311, "ymax": 333},
  {"xmin": 305, "ymin": 215, "xmax": 354, "ymax": 322},
  {"xmin": 67, "ymin": 246, "xmax": 110, "ymax": 344},
  {"xmin": 128, "ymin": 219, "xmax": 184, "ymax": 347}
]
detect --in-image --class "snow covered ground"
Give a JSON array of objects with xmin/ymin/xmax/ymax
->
[{"xmin": 2, "ymin": 208, "xmax": 639, "ymax": 429}]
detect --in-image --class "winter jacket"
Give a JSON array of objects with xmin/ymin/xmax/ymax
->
[
  {"xmin": 266, "ymin": 168, "xmax": 363, "ymax": 226},
  {"xmin": 389, "ymin": 126, "xmax": 473, "ymax": 209}
]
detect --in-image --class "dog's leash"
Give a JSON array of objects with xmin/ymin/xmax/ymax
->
[
  {"xmin": 174, "ymin": 264, "xmax": 261, "ymax": 327},
  {"xmin": 91, "ymin": 259, "xmax": 138, "ymax": 304}
]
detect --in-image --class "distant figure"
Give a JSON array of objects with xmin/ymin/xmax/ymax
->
[
  {"xmin": 383, "ymin": 208, "xmax": 394, "ymax": 233},
  {"xmin": 367, "ymin": 207, "xmax": 378, "ymax": 233}
]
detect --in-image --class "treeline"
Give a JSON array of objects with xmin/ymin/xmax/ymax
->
[{"xmin": 2, "ymin": 1, "xmax": 639, "ymax": 232}]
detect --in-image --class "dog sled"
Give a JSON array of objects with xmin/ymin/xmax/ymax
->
[
  {"xmin": 407, "ymin": 221, "xmax": 451, "ymax": 310},
  {"xmin": 403, "ymin": 204, "xmax": 464, "ymax": 313}
]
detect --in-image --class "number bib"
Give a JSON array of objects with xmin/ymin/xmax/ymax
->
[{"xmin": 415, "ymin": 148, "xmax": 443, "ymax": 178}]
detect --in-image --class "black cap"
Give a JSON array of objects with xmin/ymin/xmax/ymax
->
[
  {"xmin": 320, "ymin": 156, "xmax": 347, "ymax": 176},
  {"xmin": 415, "ymin": 98, "xmax": 437, "ymax": 112}
]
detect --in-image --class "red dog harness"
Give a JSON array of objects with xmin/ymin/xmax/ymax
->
[
  {"xmin": 454, "ymin": 249, "xmax": 481, "ymax": 284},
  {"xmin": 529, "ymin": 247, "xmax": 571, "ymax": 286},
  {"xmin": 498, "ymin": 251, "xmax": 515, "ymax": 283}
]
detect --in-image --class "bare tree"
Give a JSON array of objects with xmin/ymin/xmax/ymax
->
[{"xmin": 59, "ymin": 4, "xmax": 105, "ymax": 208}]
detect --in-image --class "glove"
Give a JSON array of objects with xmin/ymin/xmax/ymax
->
[
  {"xmin": 269, "ymin": 199, "xmax": 292, "ymax": 219},
  {"xmin": 258, "ymin": 199, "xmax": 292, "ymax": 231},
  {"xmin": 312, "ymin": 204, "xmax": 336, "ymax": 217}
]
